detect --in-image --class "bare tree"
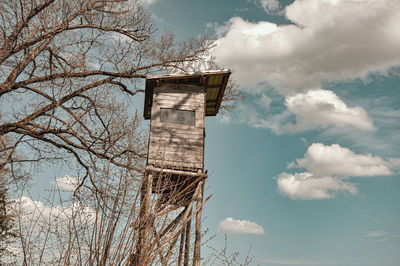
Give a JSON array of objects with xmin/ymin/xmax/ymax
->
[
  {"xmin": 0, "ymin": 0, "xmax": 214, "ymax": 184},
  {"xmin": 0, "ymin": 0, "xmax": 243, "ymax": 264}
]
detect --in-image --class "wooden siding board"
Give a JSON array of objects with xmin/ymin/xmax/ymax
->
[
  {"xmin": 154, "ymin": 98, "xmax": 204, "ymax": 105},
  {"xmin": 153, "ymin": 101, "xmax": 203, "ymax": 110},
  {"xmin": 147, "ymin": 158, "xmax": 203, "ymax": 169},
  {"xmin": 149, "ymin": 143, "xmax": 203, "ymax": 153},
  {"xmin": 154, "ymin": 92, "xmax": 204, "ymax": 98},
  {"xmin": 150, "ymin": 126, "xmax": 203, "ymax": 135},
  {"xmin": 148, "ymin": 151, "xmax": 203, "ymax": 161},
  {"xmin": 150, "ymin": 139, "xmax": 203, "ymax": 148},
  {"xmin": 155, "ymin": 85, "xmax": 203, "ymax": 94},
  {"xmin": 148, "ymin": 154, "xmax": 203, "ymax": 162},
  {"xmin": 150, "ymin": 135, "xmax": 204, "ymax": 143},
  {"xmin": 154, "ymin": 96, "xmax": 204, "ymax": 105},
  {"xmin": 148, "ymin": 151, "xmax": 203, "ymax": 162}
]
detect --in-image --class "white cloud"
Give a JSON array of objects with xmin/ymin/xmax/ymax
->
[
  {"xmin": 6, "ymin": 196, "xmax": 97, "ymax": 264},
  {"xmin": 289, "ymin": 143, "xmax": 393, "ymax": 177},
  {"xmin": 10, "ymin": 196, "xmax": 96, "ymax": 226},
  {"xmin": 388, "ymin": 158, "xmax": 400, "ymax": 170},
  {"xmin": 219, "ymin": 113, "xmax": 231, "ymax": 124},
  {"xmin": 213, "ymin": 0, "xmax": 400, "ymax": 95},
  {"xmin": 219, "ymin": 217, "xmax": 265, "ymax": 235},
  {"xmin": 251, "ymin": 0, "xmax": 280, "ymax": 14},
  {"xmin": 278, "ymin": 143, "xmax": 395, "ymax": 200},
  {"xmin": 237, "ymin": 104, "xmax": 291, "ymax": 135},
  {"xmin": 141, "ymin": 0, "xmax": 157, "ymax": 6},
  {"xmin": 256, "ymin": 93, "xmax": 272, "ymax": 110},
  {"xmin": 277, "ymin": 172, "xmax": 357, "ymax": 200},
  {"xmin": 284, "ymin": 89, "xmax": 375, "ymax": 132},
  {"xmin": 364, "ymin": 231, "xmax": 387, "ymax": 237},
  {"xmin": 240, "ymin": 89, "xmax": 374, "ymax": 134},
  {"xmin": 51, "ymin": 175, "xmax": 81, "ymax": 191}
]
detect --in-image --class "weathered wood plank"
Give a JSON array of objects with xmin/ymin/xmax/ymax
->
[
  {"xmin": 148, "ymin": 147, "xmax": 203, "ymax": 156},
  {"xmin": 148, "ymin": 149, "xmax": 203, "ymax": 158},
  {"xmin": 148, "ymin": 156, "xmax": 203, "ymax": 166},
  {"xmin": 155, "ymin": 86, "xmax": 203, "ymax": 94},
  {"xmin": 147, "ymin": 159, "xmax": 203, "ymax": 169},
  {"xmin": 149, "ymin": 148, "xmax": 203, "ymax": 157},
  {"xmin": 150, "ymin": 134, "xmax": 204, "ymax": 142},
  {"xmin": 148, "ymin": 158, "xmax": 203, "ymax": 167},
  {"xmin": 152, "ymin": 104, "xmax": 202, "ymax": 112},
  {"xmin": 150, "ymin": 137, "xmax": 204, "ymax": 145},
  {"xmin": 151, "ymin": 120, "xmax": 204, "ymax": 130},
  {"xmin": 150, "ymin": 137, "xmax": 203, "ymax": 146},
  {"xmin": 150, "ymin": 126, "xmax": 203, "ymax": 136},
  {"xmin": 149, "ymin": 134, "xmax": 203, "ymax": 143},
  {"xmin": 149, "ymin": 144, "xmax": 203, "ymax": 154},
  {"xmin": 149, "ymin": 150, "xmax": 203, "ymax": 160},
  {"xmin": 153, "ymin": 100, "xmax": 204, "ymax": 108},
  {"xmin": 154, "ymin": 95, "xmax": 203, "ymax": 103},
  {"xmin": 154, "ymin": 93, "xmax": 205, "ymax": 101}
]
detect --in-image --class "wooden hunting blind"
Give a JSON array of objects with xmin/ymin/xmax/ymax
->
[
  {"xmin": 133, "ymin": 70, "xmax": 231, "ymax": 266},
  {"xmin": 144, "ymin": 70, "xmax": 231, "ymax": 174}
]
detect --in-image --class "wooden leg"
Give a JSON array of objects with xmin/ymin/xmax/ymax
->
[
  {"xmin": 133, "ymin": 173, "xmax": 153, "ymax": 266},
  {"xmin": 178, "ymin": 229, "xmax": 185, "ymax": 266},
  {"xmin": 193, "ymin": 180, "xmax": 204, "ymax": 266},
  {"xmin": 183, "ymin": 209, "xmax": 192, "ymax": 266}
]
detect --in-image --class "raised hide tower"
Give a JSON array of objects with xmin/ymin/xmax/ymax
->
[
  {"xmin": 143, "ymin": 70, "xmax": 231, "ymax": 203},
  {"xmin": 133, "ymin": 70, "xmax": 231, "ymax": 266}
]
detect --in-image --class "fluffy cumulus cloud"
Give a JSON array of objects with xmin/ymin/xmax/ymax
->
[
  {"xmin": 277, "ymin": 172, "xmax": 357, "ymax": 200},
  {"xmin": 213, "ymin": 0, "xmax": 400, "ymax": 94},
  {"xmin": 219, "ymin": 217, "xmax": 265, "ymax": 235},
  {"xmin": 51, "ymin": 175, "xmax": 81, "ymax": 191},
  {"xmin": 278, "ymin": 143, "xmax": 395, "ymax": 200},
  {"xmin": 239, "ymin": 89, "xmax": 374, "ymax": 134},
  {"xmin": 284, "ymin": 89, "xmax": 375, "ymax": 132},
  {"xmin": 289, "ymin": 143, "xmax": 393, "ymax": 177},
  {"xmin": 211, "ymin": 0, "xmax": 400, "ymax": 133}
]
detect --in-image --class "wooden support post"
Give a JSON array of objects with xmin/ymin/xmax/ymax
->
[
  {"xmin": 183, "ymin": 209, "xmax": 192, "ymax": 266},
  {"xmin": 193, "ymin": 180, "xmax": 204, "ymax": 266},
  {"xmin": 178, "ymin": 230, "xmax": 185, "ymax": 266},
  {"xmin": 142, "ymin": 173, "xmax": 153, "ymax": 263},
  {"xmin": 133, "ymin": 173, "xmax": 153, "ymax": 266}
]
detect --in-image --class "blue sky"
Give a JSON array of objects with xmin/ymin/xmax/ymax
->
[{"xmin": 147, "ymin": 0, "xmax": 400, "ymax": 265}]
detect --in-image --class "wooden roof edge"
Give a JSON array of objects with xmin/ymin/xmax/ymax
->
[
  {"xmin": 145, "ymin": 69, "xmax": 231, "ymax": 80},
  {"xmin": 214, "ymin": 70, "xmax": 231, "ymax": 113}
]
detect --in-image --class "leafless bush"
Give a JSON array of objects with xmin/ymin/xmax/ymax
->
[{"xmin": 205, "ymin": 234, "xmax": 256, "ymax": 266}]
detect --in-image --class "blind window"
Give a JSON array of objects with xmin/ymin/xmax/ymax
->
[{"xmin": 160, "ymin": 108, "xmax": 195, "ymax": 126}]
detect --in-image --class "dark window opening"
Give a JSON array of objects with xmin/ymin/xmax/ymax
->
[{"xmin": 160, "ymin": 108, "xmax": 195, "ymax": 126}]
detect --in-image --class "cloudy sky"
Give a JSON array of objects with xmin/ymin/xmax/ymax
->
[
  {"xmin": 20, "ymin": 0, "xmax": 400, "ymax": 265},
  {"xmin": 148, "ymin": 0, "xmax": 400, "ymax": 265}
]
